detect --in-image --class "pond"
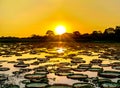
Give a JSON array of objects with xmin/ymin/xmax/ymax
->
[{"xmin": 0, "ymin": 42, "xmax": 120, "ymax": 88}]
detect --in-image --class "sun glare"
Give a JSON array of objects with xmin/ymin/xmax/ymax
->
[{"xmin": 55, "ymin": 25, "xmax": 66, "ymax": 35}]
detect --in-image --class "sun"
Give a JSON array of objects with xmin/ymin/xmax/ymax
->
[{"xmin": 55, "ymin": 25, "xmax": 66, "ymax": 35}]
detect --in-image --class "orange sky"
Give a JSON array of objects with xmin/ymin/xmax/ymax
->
[{"xmin": 0, "ymin": 0, "xmax": 120, "ymax": 37}]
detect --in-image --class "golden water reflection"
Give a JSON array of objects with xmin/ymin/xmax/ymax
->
[{"xmin": 0, "ymin": 42, "xmax": 120, "ymax": 87}]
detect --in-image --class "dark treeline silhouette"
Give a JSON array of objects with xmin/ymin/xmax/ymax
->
[{"xmin": 0, "ymin": 26, "xmax": 120, "ymax": 43}]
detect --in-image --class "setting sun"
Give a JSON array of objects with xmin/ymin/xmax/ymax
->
[{"xmin": 55, "ymin": 25, "xmax": 66, "ymax": 35}]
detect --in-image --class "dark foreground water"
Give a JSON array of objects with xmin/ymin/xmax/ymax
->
[{"xmin": 0, "ymin": 42, "xmax": 120, "ymax": 88}]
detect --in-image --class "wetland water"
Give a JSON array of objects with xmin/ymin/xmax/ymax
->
[{"xmin": 0, "ymin": 42, "xmax": 120, "ymax": 88}]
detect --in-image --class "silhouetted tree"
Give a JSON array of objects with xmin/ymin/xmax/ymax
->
[
  {"xmin": 103, "ymin": 28, "xmax": 115, "ymax": 41},
  {"xmin": 1, "ymin": 26, "xmax": 120, "ymax": 43},
  {"xmin": 114, "ymin": 26, "xmax": 120, "ymax": 42},
  {"xmin": 31, "ymin": 34, "xmax": 40, "ymax": 39},
  {"xmin": 45, "ymin": 30, "xmax": 55, "ymax": 42},
  {"xmin": 115, "ymin": 26, "xmax": 120, "ymax": 35},
  {"xmin": 72, "ymin": 31, "xmax": 81, "ymax": 42},
  {"xmin": 104, "ymin": 28, "xmax": 115, "ymax": 35},
  {"xmin": 46, "ymin": 30, "xmax": 54, "ymax": 37},
  {"xmin": 73, "ymin": 31, "xmax": 81, "ymax": 37},
  {"xmin": 91, "ymin": 30, "xmax": 103, "ymax": 41}
]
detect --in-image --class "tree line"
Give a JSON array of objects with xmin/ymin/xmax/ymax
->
[{"xmin": 0, "ymin": 26, "xmax": 120, "ymax": 43}]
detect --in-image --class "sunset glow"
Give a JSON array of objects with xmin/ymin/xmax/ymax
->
[
  {"xmin": 55, "ymin": 25, "xmax": 66, "ymax": 35},
  {"xmin": 0, "ymin": 0, "xmax": 120, "ymax": 37}
]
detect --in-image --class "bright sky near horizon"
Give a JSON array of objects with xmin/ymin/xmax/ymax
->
[{"xmin": 0, "ymin": 0, "xmax": 120, "ymax": 37}]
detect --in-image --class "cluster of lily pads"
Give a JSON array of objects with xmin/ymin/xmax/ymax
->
[{"xmin": 0, "ymin": 43, "xmax": 120, "ymax": 88}]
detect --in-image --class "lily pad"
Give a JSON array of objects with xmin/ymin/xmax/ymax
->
[
  {"xmin": 73, "ymin": 82, "xmax": 95, "ymax": 88},
  {"xmin": 101, "ymin": 82, "xmax": 120, "ymax": 88},
  {"xmin": 67, "ymin": 74, "xmax": 88, "ymax": 80},
  {"xmin": 25, "ymin": 83, "xmax": 48, "ymax": 88},
  {"xmin": 47, "ymin": 84, "xmax": 72, "ymax": 88},
  {"xmin": 24, "ymin": 74, "xmax": 46, "ymax": 79},
  {"xmin": 98, "ymin": 71, "xmax": 120, "ymax": 78}
]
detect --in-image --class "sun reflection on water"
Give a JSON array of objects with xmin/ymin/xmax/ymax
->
[{"xmin": 56, "ymin": 47, "xmax": 66, "ymax": 54}]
